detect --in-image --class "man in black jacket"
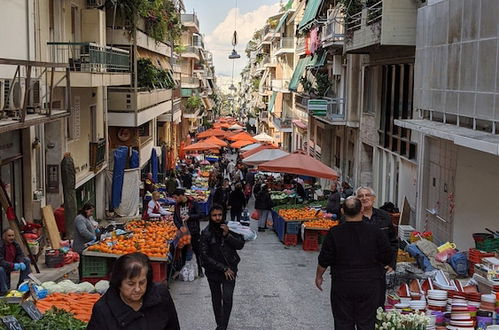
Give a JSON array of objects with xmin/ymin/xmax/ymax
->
[
  {"xmin": 172, "ymin": 189, "xmax": 203, "ymax": 277},
  {"xmin": 0, "ymin": 228, "xmax": 31, "ymax": 295},
  {"xmin": 201, "ymin": 205, "xmax": 245, "ymax": 330},
  {"xmin": 254, "ymin": 184, "xmax": 273, "ymax": 232},
  {"xmin": 315, "ymin": 197, "xmax": 393, "ymax": 329},
  {"xmin": 356, "ymin": 186, "xmax": 399, "ymax": 308},
  {"xmin": 213, "ymin": 179, "xmax": 231, "ymax": 221}
]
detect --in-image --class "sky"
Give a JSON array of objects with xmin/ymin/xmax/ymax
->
[{"xmin": 184, "ymin": 0, "xmax": 281, "ymax": 78}]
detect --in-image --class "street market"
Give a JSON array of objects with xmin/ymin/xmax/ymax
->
[{"xmin": 0, "ymin": 0, "xmax": 498, "ymax": 329}]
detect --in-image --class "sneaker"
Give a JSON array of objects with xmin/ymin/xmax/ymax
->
[{"xmin": 258, "ymin": 227, "xmax": 266, "ymax": 232}]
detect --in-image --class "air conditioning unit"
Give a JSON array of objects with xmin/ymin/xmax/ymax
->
[
  {"xmin": 28, "ymin": 79, "xmax": 41, "ymax": 113},
  {"xmin": 3, "ymin": 79, "xmax": 25, "ymax": 111},
  {"xmin": 86, "ymin": 0, "xmax": 104, "ymax": 8}
]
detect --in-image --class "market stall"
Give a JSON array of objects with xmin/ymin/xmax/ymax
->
[
  {"xmin": 242, "ymin": 149, "xmax": 289, "ymax": 166},
  {"xmin": 258, "ymin": 152, "xmax": 339, "ymax": 180},
  {"xmin": 241, "ymin": 143, "xmax": 277, "ymax": 158}
]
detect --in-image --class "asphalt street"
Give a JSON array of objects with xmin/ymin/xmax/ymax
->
[{"xmin": 169, "ymin": 197, "xmax": 334, "ymax": 330}]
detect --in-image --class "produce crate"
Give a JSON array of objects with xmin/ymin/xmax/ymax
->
[
  {"xmin": 151, "ymin": 261, "xmax": 167, "ymax": 283},
  {"xmin": 80, "ymin": 275, "xmax": 109, "ymax": 285},
  {"xmin": 303, "ymin": 230, "xmax": 319, "ymax": 251},
  {"xmin": 283, "ymin": 234, "xmax": 298, "ymax": 246},
  {"xmin": 45, "ymin": 249, "xmax": 64, "ymax": 268},
  {"xmin": 273, "ymin": 214, "xmax": 285, "ymax": 242},
  {"xmin": 473, "ymin": 234, "xmax": 499, "ymax": 252},
  {"xmin": 285, "ymin": 221, "xmax": 301, "ymax": 235},
  {"xmin": 81, "ymin": 256, "xmax": 110, "ymax": 278}
]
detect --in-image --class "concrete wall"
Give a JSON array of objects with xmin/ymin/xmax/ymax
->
[{"xmin": 453, "ymin": 146, "xmax": 499, "ymax": 249}]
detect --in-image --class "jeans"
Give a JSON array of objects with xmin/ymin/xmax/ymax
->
[
  {"xmin": 230, "ymin": 209, "xmax": 242, "ymax": 222},
  {"xmin": 257, "ymin": 209, "xmax": 271, "ymax": 229},
  {"xmin": 208, "ymin": 278, "xmax": 236, "ymax": 330},
  {"xmin": 0, "ymin": 257, "xmax": 31, "ymax": 294}
]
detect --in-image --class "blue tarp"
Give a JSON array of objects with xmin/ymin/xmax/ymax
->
[
  {"xmin": 151, "ymin": 148, "xmax": 159, "ymax": 182},
  {"xmin": 111, "ymin": 146, "xmax": 128, "ymax": 209},
  {"xmin": 130, "ymin": 149, "xmax": 139, "ymax": 168}
]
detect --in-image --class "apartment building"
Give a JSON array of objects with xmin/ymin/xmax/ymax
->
[{"xmin": 396, "ymin": 0, "xmax": 499, "ymax": 248}]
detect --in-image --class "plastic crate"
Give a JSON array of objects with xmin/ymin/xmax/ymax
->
[
  {"xmin": 283, "ymin": 234, "xmax": 298, "ymax": 246},
  {"xmin": 80, "ymin": 275, "xmax": 109, "ymax": 285},
  {"xmin": 475, "ymin": 238, "xmax": 499, "ymax": 252},
  {"xmin": 45, "ymin": 249, "xmax": 64, "ymax": 268},
  {"xmin": 303, "ymin": 230, "xmax": 319, "ymax": 251},
  {"xmin": 285, "ymin": 221, "xmax": 301, "ymax": 235},
  {"xmin": 151, "ymin": 262, "xmax": 167, "ymax": 283},
  {"xmin": 81, "ymin": 256, "xmax": 109, "ymax": 278}
]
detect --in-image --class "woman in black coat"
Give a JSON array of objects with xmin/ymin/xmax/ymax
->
[
  {"xmin": 228, "ymin": 183, "xmax": 246, "ymax": 222},
  {"xmin": 200, "ymin": 205, "xmax": 245, "ymax": 330},
  {"xmin": 87, "ymin": 253, "xmax": 180, "ymax": 330}
]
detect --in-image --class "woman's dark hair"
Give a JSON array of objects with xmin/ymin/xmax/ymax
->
[
  {"xmin": 109, "ymin": 252, "xmax": 153, "ymax": 291},
  {"xmin": 78, "ymin": 203, "xmax": 94, "ymax": 216}
]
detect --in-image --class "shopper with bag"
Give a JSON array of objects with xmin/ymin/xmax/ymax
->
[
  {"xmin": 200, "ymin": 205, "xmax": 245, "ymax": 330},
  {"xmin": 254, "ymin": 184, "xmax": 273, "ymax": 232},
  {"xmin": 228, "ymin": 183, "xmax": 246, "ymax": 222},
  {"xmin": 172, "ymin": 189, "xmax": 203, "ymax": 278}
]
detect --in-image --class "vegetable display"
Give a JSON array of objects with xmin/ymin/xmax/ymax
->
[
  {"xmin": 0, "ymin": 301, "xmax": 86, "ymax": 329},
  {"xmin": 303, "ymin": 219, "xmax": 339, "ymax": 229},
  {"xmin": 87, "ymin": 220, "xmax": 176, "ymax": 258},
  {"xmin": 278, "ymin": 208, "xmax": 324, "ymax": 221},
  {"xmin": 36, "ymin": 293, "xmax": 100, "ymax": 323}
]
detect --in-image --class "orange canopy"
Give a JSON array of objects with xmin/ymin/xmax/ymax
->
[
  {"xmin": 228, "ymin": 132, "xmax": 257, "ymax": 142},
  {"xmin": 230, "ymin": 140, "xmax": 255, "ymax": 149},
  {"xmin": 241, "ymin": 144, "xmax": 278, "ymax": 159},
  {"xmin": 258, "ymin": 152, "xmax": 339, "ymax": 180},
  {"xmin": 203, "ymin": 136, "xmax": 228, "ymax": 147},
  {"xmin": 183, "ymin": 141, "xmax": 220, "ymax": 152},
  {"xmin": 197, "ymin": 128, "xmax": 226, "ymax": 138}
]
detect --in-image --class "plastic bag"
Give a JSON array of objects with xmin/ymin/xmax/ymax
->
[
  {"xmin": 251, "ymin": 210, "xmax": 260, "ymax": 220},
  {"xmin": 180, "ymin": 260, "xmax": 197, "ymax": 281},
  {"xmin": 435, "ymin": 248, "xmax": 457, "ymax": 263},
  {"xmin": 176, "ymin": 225, "xmax": 191, "ymax": 248},
  {"xmin": 242, "ymin": 208, "xmax": 250, "ymax": 222},
  {"xmin": 448, "ymin": 252, "xmax": 468, "ymax": 277},
  {"xmin": 227, "ymin": 221, "xmax": 257, "ymax": 241}
]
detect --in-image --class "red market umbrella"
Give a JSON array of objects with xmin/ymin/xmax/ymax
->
[
  {"xmin": 230, "ymin": 140, "xmax": 255, "ymax": 149},
  {"xmin": 228, "ymin": 132, "xmax": 257, "ymax": 142},
  {"xmin": 258, "ymin": 152, "xmax": 339, "ymax": 180},
  {"xmin": 197, "ymin": 128, "xmax": 226, "ymax": 138},
  {"xmin": 241, "ymin": 144, "xmax": 278, "ymax": 159},
  {"xmin": 203, "ymin": 136, "xmax": 228, "ymax": 147},
  {"xmin": 183, "ymin": 141, "xmax": 221, "ymax": 152}
]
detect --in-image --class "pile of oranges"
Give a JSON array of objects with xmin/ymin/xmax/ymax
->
[
  {"xmin": 87, "ymin": 220, "xmax": 177, "ymax": 258},
  {"xmin": 303, "ymin": 219, "xmax": 339, "ymax": 229},
  {"xmin": 278, "ymin": 208, "xmax": 324, "ymax": 221}
]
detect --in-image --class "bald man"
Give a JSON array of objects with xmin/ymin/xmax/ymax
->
[
  {"xmin": 0, "ymin": 228, "xmax": 31, "ymax": 295},
  {"xmin": 315, "ymin": 197, "xmax": 393, "ymax": 330}
]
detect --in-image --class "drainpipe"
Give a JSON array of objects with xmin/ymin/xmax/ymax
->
[{"xmin": 26, "ymin": 0, "xmax": 31, "ymax": 61}]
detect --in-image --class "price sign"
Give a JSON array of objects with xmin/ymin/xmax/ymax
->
[
  {"xmin": 1, "ymin": 316, "xmax": 23, "ymax": 330},
  {"xmin": 21, "ymin": 301, "xmax": 43, "ymax": 321}
]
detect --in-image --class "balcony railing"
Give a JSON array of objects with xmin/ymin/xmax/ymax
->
[
  {"xmin": 107, "ymin": 88, "xmax": 172, "ymax": 112},
  {"xmin": 89, "ymin": 138, "xmax": 106, "ymax": 172},
  {"xmin": 263, "ymin": 25, "xmax": 276, "ymax": 40},
  {"xmin": 279, "ymin": 37, "xmax": 295, "ymax": 49},
  {"xmin": 272, "ymin": 79, "xmax": 290, "ymax": 91},
  {"xmin": 322, "ymin": 16, "xmax": 345, "ymax": 45},
  {"xmin": 47, "ymin": 42, "xmax": 130, "ymax": 72},
  {"xmin": 173, "ymin": 87, "xmax": 181, "ymax": 99},
  {"xmin": 256, "ymin": 56, "xmax": 270, "ymax": 70},
  {"xmin": 181, "ymin": 76, "xmax": 200, "ymax": 87},
  {"xmin": 273, "ymin": 116, "xmax": 292, "ymax": 129},
  {"xmin": 181, "ymin": 46, "xmax": 199, "ymax": 56},
  {"xmin": 181, "ymin": 14, "xmax": 199, "ymax": 29},
  {"xmin": 308, "ymin": 98, "xmax": 345, "ymax": 121},
  {"xmin": 259, "ymin": 111, "xmax": 269, "ymax": 121},
  {"xmin": 295, "ymin": 94, "xmax": 309, "ymax": 109},
  {"xmin": 327, "ymin": 98, "xmax": 345, "ymax": 119},
  {"xmin": 296, "ymin": 37, "xmax": 306, "ymax": 54}
]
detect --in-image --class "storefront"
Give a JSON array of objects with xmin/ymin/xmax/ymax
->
[{"xmin": 0, "ymin": 131, "xmax": 23, "ymax": 231}]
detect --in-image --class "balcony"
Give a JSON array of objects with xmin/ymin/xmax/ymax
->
[
  {"xmin": 321, "ymin": 12, "xmax": 345, "ymax": 48},
  {"xmin": 263, "ymin": 25, "xmax": 278, "ymax": 41},
  {"xmin": 107, "ymin": 88, "xmax": 172, "ymax": 127},
  {"xmin": 89, "ymin": 139, "xmax": 106, "ymax": 172},
  {"xmin": 47, "ymin": 42, "xmax": 131, "ymax": 87},
  {"xmin": 173, "ymin": 87, "xmax": 182, "ymax": 100},
  {"xmin": 256, "ymin": 56, "xmax": 270, "ymax": 71},
  {"xmin": 181, "ymin": 13, "xmax": 200, "ymax": 32},
  {"xmin": 296, "ymin": 37, "xmax": 306, "ymax": 55},
  {"xmin": 259, "ymin": 111, "xmax": 269, "ymax": 122},
  {"xmin": 272, "ymin": 116, "xmax": 292, "ymax": 132},
  {"xmin": 193, "ymin": 64, "xmax": 204, "ymax": 72},
  {"xmin": 181, "ymin": 76, "xmax": 200, "ymax": 88},
  {"xmin": 295, "ymin": 94, "xmax": 309, "ymax": 110},
  {"xmin": 180, "ymin": 46, "xmax": 200, "ymax": 60},
  {"xmin": 275, "ymin": 37, "xmax": 295, "ymax": 56},
  {"xmin": 344, "ymin": 0, "xmax": 417, "ymax": 54},
  {"xmin": 183, "ymin": 107, "xmax": 202, "ymax": 119},
  {"xmin": 272, "ymin": 79, "xmax": 290, "ymax": 93},
  {"xmin": 106, "ymin": 27, "xmax": 172, "ymax": 56},
  {"xmin": 308, "ymin": 98, "xmax": 350, "ymax": 125}
]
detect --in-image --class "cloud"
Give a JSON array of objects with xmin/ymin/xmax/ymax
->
[{"xmin": 204, "ymin": 3, "xmax": 280, "ymax": 78}]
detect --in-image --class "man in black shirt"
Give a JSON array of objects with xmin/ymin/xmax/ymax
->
[
  {"xmin": 316, "ymin": 197, "xmax": 393, "ymax": 330},
  {"xmin": 356, "ymin": 186, "xmax": 398, "ymax": 308}
]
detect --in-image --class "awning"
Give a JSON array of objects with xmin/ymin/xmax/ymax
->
[
  {"xmin": 288, "ymin": 56, "xmax": 311, "ymax": 91},
  {"xmin": 292, "ymin": 119, "xmax": 307, "ymax": 130},
  {"xmin": 268, "ymin": 92, "xmax": 277, "ymax": 113},
  {"xmin": 307, "ymin": 51, "xmax": 327, "ymax": 68},
  {"xmin": 275, "ymin": 12, "xmax": 289, "ymax": 33},
  {"xmin": 395, "ymin": 119, "xmax": 499, "ymax": 156},
  {"xmin": 298, "ymin": 0, "xmax": 324, "ymax": 31},
  {"xmin": 242, "ymin": 149, "xmax": 289, "ymax": 166},
  {"xmin": 137, "ymin": 48, "xmax": 171, "ymax": 70}
]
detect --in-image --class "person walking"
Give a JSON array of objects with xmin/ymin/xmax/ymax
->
[
  {"xmin": 355, "ymin": 186, "xmax": 398, "ymax": 308},
  {"xmin": 213, "ymin": 179, "xmax": 231, "ymax": 221},
  {"xmin": 228, "ymin": 183, "xmax": 246, "ymax": 222},
  {"xmin": 0, "ymin": 229, "xmax": 31, "ymax": 296},
  {"xmin": 326, "ymin": 183, "xmax": 341, "ymax": 217},
  {"xmin": 315, "ymin": 197, "xmax": 393, "ymax": 330},
  {"xmin": 73, "ymin": 203, "xmax": 98, "ymax": 280},
  {"xmin": 172, "ymin": 189, "xmax": 203, "ymax": 277},
  {"xmin": 87, "ymin": 252, "xmax": 180, "ymax": 329},
  {"xmin": 254, "ymin": 184, "xmax": 273, "ymax": 232},
  {"xmin": 200, "ymin": 205, "xmax": 245, "ymax": 330}
]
